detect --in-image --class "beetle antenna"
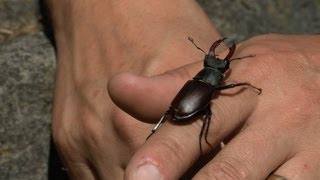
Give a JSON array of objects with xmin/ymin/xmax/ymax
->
[{"xmin": 188, "ymin": 37, "xmax": 206, "ymax": 55}]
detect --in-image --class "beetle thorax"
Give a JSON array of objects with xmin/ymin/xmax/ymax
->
[
  {"xmin": 204, "ymin": 56, "xmax": 230, "ymax": 73},
  {"xmin": 193, "ymin": 68, "xmax": 224, "ymax": 87}
]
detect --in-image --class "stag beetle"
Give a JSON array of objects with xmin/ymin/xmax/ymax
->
[{"xmin": 147, "ymin": 37, "xmax": 262, "ymax": 153}]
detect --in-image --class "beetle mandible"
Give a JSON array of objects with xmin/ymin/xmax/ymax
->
[{"xmin": 147, "ymin": 37, "xmax": 262, "ymax": 153}]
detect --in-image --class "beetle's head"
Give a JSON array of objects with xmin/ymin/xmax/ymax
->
[
  {"xmin": 204, "ymin": 55, "xmax": 230, "ymax": 73},
  {"xmin": 188, "ymin": 37, "xmax": 235, "ymax": 73},
  {"xmin": 204, "ymin": 39, "xmax": 236, "ymax": 73}
]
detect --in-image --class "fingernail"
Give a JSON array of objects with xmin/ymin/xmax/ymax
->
[
  {"xmin": 267, "ymin": 174, "xmax": 287, "ymax": 180},
  {"xmin": 132, "ymin": 164, "xmax": 161, "ymax": 180}
]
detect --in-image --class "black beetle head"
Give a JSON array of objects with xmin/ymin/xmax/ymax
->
[
  {"xmin": 204, "ymin": 39, "xmax": 235, "ymax": 73},
  {"xmin": 204, "ymin": 55, "xmax": 230, "ymax": 73},
  {"xmin": 188, "ymin": 37, "xmax": 235, "ymax": 73}
]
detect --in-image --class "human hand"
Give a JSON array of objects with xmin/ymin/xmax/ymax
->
[
  {"xmin": 108, "ymin": 35, "xmax": 320, "ymax": 179},
  {"xmin": 48, "ymin": 0, "xmax": 220, "ymax": 179}
]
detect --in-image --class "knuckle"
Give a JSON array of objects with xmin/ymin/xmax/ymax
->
[
  {"xmin": 78, "ymin": 109, "xmax": 105, "ymax": 145},
  {"xmin": 232, "ymin": 46, "xmax": 281, "ymax": 85},
  {"xmin": 52, "ymin": 127, "xmax": 68, "ymax": 150},
  {"xmin": 293, "ymin": 92, "xmax": 317, "ymax": 114},
  {"xmin": 200, "ymin": 159, "xmax": 250, "ymax": 180},
  {"xmin": 52, "ymin": 117, "xmax": 72, "ymax": 151},
  {"xmin": 53, "ymin": 106, "xmax": 104, "ymax": 151},
  {"xmin": 282, "ymin": 91, "xmax": 319, "ymax": 128}
]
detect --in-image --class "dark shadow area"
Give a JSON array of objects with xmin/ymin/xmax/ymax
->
[
  {"xmin": 39, "ymin": 0, "xmax": 65, "ymax": 179},
  {"xmin": 180, "ymin": 147, "xmax": 220, "ymax": 179},
  {"xmin": 39, "ymin": 0, "xmax": 55, "ymax": 48},
  {"xmin": 48, "ymin": 137, "xmax": 69, "ymax": 180}
]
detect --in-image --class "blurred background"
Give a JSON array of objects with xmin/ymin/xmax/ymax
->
[{"xmin": 0, "ymin": 0, "xmax": 319, "ymax": 179}]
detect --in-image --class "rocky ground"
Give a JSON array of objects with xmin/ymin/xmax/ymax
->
[{"xmin": 0, "ymin": 0, "xmax": 319, "ymax": 179}]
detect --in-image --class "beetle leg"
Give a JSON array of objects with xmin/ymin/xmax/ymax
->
[
  {"xmin": 203, "ymin": 105, "xmax": 213, "ymax": 150},
  {"xmin": 199, "ymin": 117, "xmax": 205, "ymax": 154},
  {"xmin": 217, "ymin": 82, "xmax": 262, "ymax": 94},
  {"xmin": 204, "ymin": 106, "xmax": 213, "ymax": 149},
  {"xmin": 199, "ymin": 105, "xmax": 213, "ymax": 154},
  {"xmin": 146, "ymin": 111, "xmax": 169, "ymax": 140}
]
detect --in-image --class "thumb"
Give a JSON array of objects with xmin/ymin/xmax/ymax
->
[{"xmin": 108, "ymin": 63, "xmax": 201, "ymax": 123}]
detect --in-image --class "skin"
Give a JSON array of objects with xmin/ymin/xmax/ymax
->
[
  {"xmin": 49, "ymin": 0, "xmax": 218, "ymax": 179},
  {"xmin": 111, "ymin": 35, "xmax": 320, "ymax": 180},
  {"xmin": 48, "ymin": 0, "xmax": 320, "ymax": 179}
]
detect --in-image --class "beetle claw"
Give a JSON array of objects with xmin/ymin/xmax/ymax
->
[
  {"xmin": 208, "ymin": 37, "xmax": 227, "ymax": 57},
  {"xmin": 224, "ymin": 42, "xmax": 236, "ymax": 60}
]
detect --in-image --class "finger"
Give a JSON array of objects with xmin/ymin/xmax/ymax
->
[
  {"xmin": 111, "ymin": 43, "xmax": 261, "ymax": 179},
  {"xmin": 108, "ymin": 62, "xmax": 201, "ymax": 122},
  {"xmin": 270, "ymin": 151, "xmax": 320, "ymax": 180},
  {"xmin": 124, "ymin": 95, "xmax": 259, "ymax": 180},
  {"xmin": 267, "ymin": 174, "xmax": 287, "ymax": 180},
  {"xmin": 122, "ymin": 76, "xmax": 261, "ymax": 180},
  {"xmin": 107, "ymin": 46, "xmax": 256, "ymax": 124},
  {"xmin": 125, "ymin": 117, "xmax": 210, "ymax": 180},
  {"xmin": 108, "ymin": 37, "xmax": 231, "ymax": 123},
  {"xmin": 192, "ymin": 117, "xmax": 295, "ymax": 180}
]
